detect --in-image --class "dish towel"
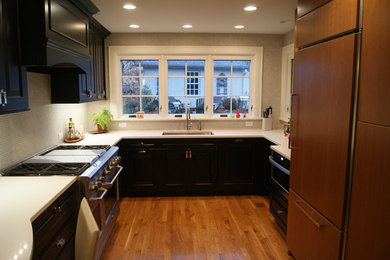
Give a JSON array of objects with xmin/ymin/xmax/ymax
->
[{"xmin": 75, "ymin": 197, "xmax": 99, "ymax": 260}]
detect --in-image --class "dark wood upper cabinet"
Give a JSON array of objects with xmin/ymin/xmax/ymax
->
[
  {"xmin": 295, "ymin": 0, "xmax": 359, "ymax": 48},
  {"xmin": 345, "ymin": 122, "xmax": 390, "ymax": 260},
  {"xmin": 0, "ymin": 0, "xmax": 29, "ymax": 114},
  {"xmin": 297, "ymin": 0, "xmax": 331, "ymax": 17},
  {"xmin": 290, "ymin": 33, "xmax": 356, "ymax": 228},
  {"xmin": 357, "ymin": 0, "xmax": 390, "ymax": 127}
]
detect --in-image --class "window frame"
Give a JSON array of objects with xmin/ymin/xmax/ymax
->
[{"xmin": 108, "ymin": 46, "xmax": 263, "ymax": 120}]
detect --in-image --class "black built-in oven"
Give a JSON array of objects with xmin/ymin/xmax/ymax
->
[{"xmin": 269, "ymin": 150, "xmax": 290, "ymax": 232}]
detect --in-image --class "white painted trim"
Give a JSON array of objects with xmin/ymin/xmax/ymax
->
[
  {"xmin": 280, "ymin": 43, "xmax": 294, "ymax": 122},
  {"xmin": 108, "ymin": 45, "xmax": 263, "ymax": 120}
]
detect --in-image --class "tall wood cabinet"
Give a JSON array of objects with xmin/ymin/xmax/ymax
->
[
  {"xmin": 345, "ymin": 0, "xmax": 390, "ymax": 259},
  {"xmin": 287, "ymin": 0, "xmax": 360, "ymax": 259},
  {"xmin": 289, "ymin": 0, "xmax": 390, "ymax": 259}
]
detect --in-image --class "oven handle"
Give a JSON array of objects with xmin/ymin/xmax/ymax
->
[
  {"xmin": 90, "ymin": 188, "xmax": 107, "ymax": 201},
  {"xmin": 101, "ymin": 165, "xmax": 123, "ymax": 189},
  {"xmin": 269, "ymin": 156, "xmax": 290, "ymax": 175}
]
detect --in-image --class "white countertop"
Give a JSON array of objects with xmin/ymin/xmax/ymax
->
[
  {"xmin": 0, "ymin": 176, "xmax": 77, "ymax": 260},
  {"xmin": 77, "ymin": 129, "xmax": 291, "ymax": 159}
]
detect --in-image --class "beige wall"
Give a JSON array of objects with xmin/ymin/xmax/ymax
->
[
  {"xmin": 283, "ymin": 30, "xmax": 295, "ymax": 46},
  {"xmin": 0, "ymin": 73, "xmax": 90, "ymax": 170},
  {"xmin": 106, "ymin": 33, "xmax": 284, "ymax": 129}
]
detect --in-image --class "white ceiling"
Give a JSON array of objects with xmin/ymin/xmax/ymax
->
[{"xmin": 91, "ymin": 0, "xmax": 297, "ymax": 34}]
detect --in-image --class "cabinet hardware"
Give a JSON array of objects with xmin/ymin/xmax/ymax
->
[
  {"xmin": 138, "ymin": 149, "xmax": 147, "ymax": 155},
  {"xmin": 189, "ymin": 151, "xmax": 192, "ymax": 159},
  {"xmin": 0, "ymin": 89, "xmax": 7, "ymax": 106},
  {"xmin": 160, "ymin": 105, "xmax": 162, "ymax": 111},
  {"xmin": 250, "ymin": 105, "xmax": 253, "ymax": 111},
  {"xmin": 56, "ymin": 238, "xmax": 66, "ymax": 248},
  {"xmin": 293, "ymin": 200, "xmax": 325, "ymax": 229},
  {"xmin": 185, "ymin": 150, "xmax": 188, "ymax": 159},
  {"xmin": 206, "ymin": 105, "xmax": 208, "ymax": 111},
  {"xmin": 53, "ymin": 206, "xmax": 62, "ymax": 214},
  {"xmin": 277, "ymin": 209, "xmax": 285, "ymax": 214}
]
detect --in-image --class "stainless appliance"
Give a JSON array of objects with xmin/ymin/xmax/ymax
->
[
  {"xmin": 1, "ymin": 144, "xmax": 122, "ymax": 260},
  {"xmin": 269, "ymin": 150, "xmax": 290, "ymax": 232}
]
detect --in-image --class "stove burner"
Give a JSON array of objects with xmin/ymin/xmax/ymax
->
[
  {"xmin": 3, "ymin": 163, "xmax": 90, "ymax": 176},
  {"xmin": 54, "ymin": 145, "xmax": 110, "ymax": 150}
]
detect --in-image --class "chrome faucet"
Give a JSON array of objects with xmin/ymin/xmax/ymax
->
[{"xmin": 186, "ymin": 105, "xmax": 192, "ymax": 130}]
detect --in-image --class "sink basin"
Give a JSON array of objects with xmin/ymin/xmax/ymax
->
[{"xmin": 162, "ymin": 130, "xmax": 214, "ymax": 136}]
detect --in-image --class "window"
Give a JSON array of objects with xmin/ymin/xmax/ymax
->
[
  {"xmin": 121, "ymin": 60, "xmax": 159, "ymax": 114},
  {"xmin": 168, "ymin": 60, "xmax": 205, "ymax": 114},
  {"xmin": 110, "ymin": 45, "xmax": 262, "ymax": 119},
  {"xmin": 213, "ymin": 60, "xmax": 250, "ymax": 114}
]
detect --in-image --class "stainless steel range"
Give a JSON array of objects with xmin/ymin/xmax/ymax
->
[{"xmin": 1, "ymin": 144, "xmax": 122, "ymax": 260}]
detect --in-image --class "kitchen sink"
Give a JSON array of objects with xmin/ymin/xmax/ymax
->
[{"xmin": 162, "ymin": 130, "xmax": 214, "ymax": 136}]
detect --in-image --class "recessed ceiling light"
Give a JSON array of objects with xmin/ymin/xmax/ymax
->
[
  {"xmin": 244, "ymin": 6, "xmax": 257, "ymax": 11},
  {"xmin": 123, "ymin": 4, "xmax": 136, "ymax": 10},
  {"xmin": 182, "ymin": 24, "xmax": 193, "ymax": 29},
  {"xmin": 129, "ymin": 24, "xmax": 140, "ymax": 28},
  {"xmin": 235, "ymin": 25, "xmax": 245, "ymax": 29}
]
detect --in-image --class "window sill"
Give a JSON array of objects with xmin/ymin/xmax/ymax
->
[{"xmin": 112, "ymin": 117, "xmax": 263, "ymax": 122}]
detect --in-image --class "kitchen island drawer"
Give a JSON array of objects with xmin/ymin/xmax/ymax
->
[
  {"xmin": 287, "ymin": 190, "xmax": 342, "ymax": 260},
  {"xmin": 39, "ymin": 218, "xmax": 75, "ymax": 260},
  {"xmin": 296, "ymin": 0, "xmax": 359, "ymax": 48},
  {"xmin": 32, "ymin": 183, "xmax": 78, "ymax": 260},
  {"xmin": 270, "ymin": 194, "xmax": 288, "ymax": 231}
]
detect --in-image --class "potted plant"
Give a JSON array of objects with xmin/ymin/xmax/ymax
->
[{"xmin": 91, "ymin": 108, "xmax": 113, "ymax": 132}]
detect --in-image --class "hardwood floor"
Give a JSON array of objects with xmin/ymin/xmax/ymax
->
[{"xmin": 101, "ymin": 196, "xmax": 292, "ymax": 260}]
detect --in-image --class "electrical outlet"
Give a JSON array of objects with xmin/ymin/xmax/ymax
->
[
  {"xmin": 119, "ymin": 122, "xmax": 127, "ymax": 128},
  {"xmin": 58, "ymin": 132, "xmax": 64, "ymax": 140},
  {"xmin": 245, "ymin": 121, "xmax": 253, "ymax": 127}
]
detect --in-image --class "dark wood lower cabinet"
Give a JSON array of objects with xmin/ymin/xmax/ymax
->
[
  {"xmin": 118, "ymin": 138, "xmax": 270, "ymax": 196},
  {"xmin": 32, "ymin": 182, "xmax": 79, "ymax": 260}
]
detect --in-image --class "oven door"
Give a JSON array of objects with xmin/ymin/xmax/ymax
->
[{"xmin": 269, "ymin": 155, "xmax": 290, "ymax": 201}]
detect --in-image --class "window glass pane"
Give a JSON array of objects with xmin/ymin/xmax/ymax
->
[
  {"xmin": 232, "ymin": 61, "xmax": 250, "ymax": 76},
  {"xmin": 123, "ymin": 97, "xmax": 140, "ymax": 114},
  {"xmin": 168, "ymin": 60, "xmax": 185, "ymax": 76},
  {"xmin": 122, "ymin": 78, "xmax": 140, "ymax": 95},
  {"xmin": 141, "ymin": 60, "xmax": 159, "ymax": 76},
  {"xmin": 122, "ymin": 60, "xmax": 139, "ymax": 76},
  {"xmin": 214, "ymin": 60, "xmax": 231, "ymax": 76},
  {"xmin": 187, "ymin": 77, "xmax": 204, "ymax": 96},
  {"xmin": 168, "ymin": 96, "xmax": 186, "ymax": 114},
  {"xmin": 168, "ymin": 77, "xmax": 185, "ymax": 95},
  {"xmin": 141, "ymin": 77, "xmax": 159, "ymax": 95},
  {"xmin": 188, "ymin": 97, "xmax": 204, "ymax": 114},
  {"xmin": 232, "ymin": 78, "xmax": 249, "ymax": 95},
  {"xmin": 142, "ymin": 97, "xmax": 159, "ymax": 114},
  {"xmin": 187, "ymin": 60, "xmax": 205, "ymax": 74},
  {"xmin": 213, "ymin": 77, "xmax": 230, "ymax": 95},
  {"xmin": 213, "ymin": 96, "xmax": 231, "ymax": 114},
  {"xmin": 231, "ymin": 96, "xmax": 249, "ymax": 114}
]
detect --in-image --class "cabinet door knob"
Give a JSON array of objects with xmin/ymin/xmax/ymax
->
[
  {"xmin": 0, "ymin": 89, "xmax": 7, "ymax": 106},
  {"xmin": 56, "ymin": 238, "xmax": 66, "ymax": 248},
  {"xmin": 53, "ymin": 206, "xmax": 62, "ymax": 214}
]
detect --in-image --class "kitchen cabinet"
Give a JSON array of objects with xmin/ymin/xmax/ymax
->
[
  {"xmin": 287, "ymin": 190, "xmax": 342, "ymax": 260},
  {"xmin": 32, "ymin": 182, "xmax": 80, "ymax": 260},
  {"xmin": 89, "ymin": 18, "xmax": 109, "ymax": 101},
  {"xmin": 295, "ymin": 0, "xmax": 359, "ymax": 48},
  {"xmin": 0, "ymin": 0, "xmax": 29, "ymax": 114},
  {"xmin": 345, "ymin": 123, "xmax": 390, "ymax": 259},
  {"xmin": 288, "ymin": 0, "xmax": 361, "ymax": 259},
  {"xmin": 357, "ymin": 0, "xmax": 390, "ymax": 127},
  {"xmin": 118, "ymin": 138, "xmax": 269, "ymax": 196}
]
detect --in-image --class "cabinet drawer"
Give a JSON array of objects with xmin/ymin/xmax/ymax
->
[
  {"xmin": 39, "ymin": 218, "xmax": 75, "ymax": 260},
  {"xmin": 296, "ymin": 0, "xmax": 359, "ymax": 48},
  {"xmin": 32, "ymin": 188, "xmax": 75, "ymax": 257},
  {"xmin": 287, "ymin": 190, "xmax": 342, "ymax": 260},
  {"xmin": 270, "ymin": 195, "xmax": 288, "ymax": 230}
]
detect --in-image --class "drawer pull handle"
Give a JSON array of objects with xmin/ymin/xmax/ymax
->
[
  {"xmin": 138, "ymin": 149, "xmax": 146, "ymax": 155},
  {"xmin": 53, "ymin": 206, "xmax": 62, "ymax": 214},
  {"xmin": 293, "ymin": 200, "xmax": 325, "ymax": 229},
  {"xmin": 56, "ymin": 238, "xmax": 66, "ymax": 248},
  {"xmin": 189, "ymin": 151, "xmax": 192, "ymax": 159},
  {"xmin": 185, "ymin": 150, "xmax": 188, "ymax": 159}
]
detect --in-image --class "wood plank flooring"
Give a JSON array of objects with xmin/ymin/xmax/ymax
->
[{"xmin": 101, "ymin": 196, "xmax": 292, "ymax": 260}]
